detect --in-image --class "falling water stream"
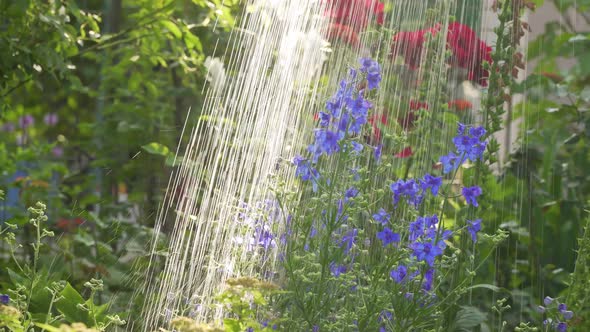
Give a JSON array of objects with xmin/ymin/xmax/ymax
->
[{"xmin": 134, "ymin": 0, "xmax": 521, "ymax": 330}]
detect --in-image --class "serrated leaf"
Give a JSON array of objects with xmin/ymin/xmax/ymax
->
[{"xmin": 142, "ymin": 142, "xmax": 170, "ymax": 156}]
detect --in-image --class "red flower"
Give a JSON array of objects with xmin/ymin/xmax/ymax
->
[
  {"xmin": 447, "ymin": 22, "xmax": 492, "ymax": 87},
  {"xmin": 326, "ymin": 23, "xmax": 360, "ymax": 48},
  {"xmin": 395, "ymin": 146, "xmax": 413, "ymax": 158},
  {"xmin": 56, "ymin": 218, "xmax": 84, "ymax": 232},
  {"xmin": 448, "ymin": 99, "xmax": 473, "ymax": 112},
  {"xmin": 391, "ymin": 22, "xmax": 492, "ymax": 86},
  {"xmin": 368, "ymin": 113, "xmax": 388, "ymax": 143},
  {"xmin": 324, "ymin": 0, "xmax": 385, "ymax": 33},
  {"xmin": 391, "ymin": 26, "xmax": 440, "ymax": 69},
  {"xmin": 409, "ymin": 100, "xmax": 429, "ymax": 111}
]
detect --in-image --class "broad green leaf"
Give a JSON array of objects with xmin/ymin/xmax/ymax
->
[
  {"xmin": 142, "ymin": 142, "xmax": 170, "ymax": 156},
  {"xmin": 56, "ymin": 283, "xmax": 90, "ymax": 324},
  {"xmin": 7, "ymin": 268, "xmax": 27, "ymax": 286},
  {"xmin": 454, "ymin": 306, "xmax": 487, "ymax": 330}
]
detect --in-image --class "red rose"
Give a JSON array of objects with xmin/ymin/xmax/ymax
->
[
  {"xmin": 324, "ymin": 0, "xmax": 385, "ymax": 33},
  {"xmin": 391, "ymin": 25, "xmax": 440, "ymax": 69},
  {"xmin": 391, "ymin": 22, "xmax": 492, "ymax": 86},
  {"xmin": 447, "ymin": 22, "xmax": 492, "ymax": 87}
]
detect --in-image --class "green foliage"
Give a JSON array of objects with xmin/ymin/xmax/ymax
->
[
  {"xmin": 0, "ymin": 0, "xmax": 238, "ymax": 327},
  {"xmin": 0, "ymin": 201, "xmax": 126, "ymax": 330},
  {"xmin": 567, "ymin": 214, "xmax": 590, "ymax": 329}
]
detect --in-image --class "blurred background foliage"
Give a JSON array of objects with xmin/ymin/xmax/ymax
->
[{"xmin": 0, "ymin": 0, "xmax": 241, "ymax": 323}]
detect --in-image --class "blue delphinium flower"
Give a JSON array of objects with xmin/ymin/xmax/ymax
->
[
  {"xmin": 562, "ymin": 310, "xmax": 574, "ymax": 320},
  {"xmin": 372, "ymin": 208, "xmax": 390, "ymax": 225},
  {"xmin": 409, "ymin": 217, "xmax": 425, "ymax": 241},
  {"xmin": 336, "ymin": 200, "xmax": 348, "ymax": 222},
  {"xmin": 341, "ymin": 228, "xmax": 358, "ymax": 254},
  {"xmin": 344, "ymin": 187, "xmax": 359, "ymax": 202},
  {"xmin": 453, "ymin": 134, "xmax": 477, "ymax": 154},
  {"xmin": 318, "ymin": 112, "xmax": 331, "ymax": 127},
  {"xmin": 374, "ymin": 143, "xmax": 383, "ymax": 162},
  {"xmin": 0, "ymin": 294, "xmax": 8, "ymax": 305},
  {"xmin": 350, "ymin": 141, "xmax": 363, "ymax": 155},
  {"xmin": 346, "ymin": 94, "xmax": 371, "ymax": 135},
  {"xmin": 410, "ymin": 241, "xmax": 443, "ymax": 267},
  {"xmin": 330, "ymin": 262, "xmax": 347, "ymax": 277},
  {"xmin": 308, "ymin": 129, "xmax": 342, "ymax": 162},
  {"xmin": 378, "ymin": 310, "xmax": 393, "ymax": 332},
  {"xmin": 359, "ymin": 58, "xmax": 382, "ymax": 90},
  {"xmin": 390, "ymin": 265, "xmax": 408, "ymax": 284},
  {"xmin": 457, "ymin": 122, "xmax": 466, "ymax": 135},
  {"xmin": 462, "ymin": 186, "xmax": 483, "ymax": 207},
  {"xmin": 559, "ymin": 303, "xmax": 574, "ymax": 320},
  {"xmin": 254, "ymin": 226, "xmax": 275, "ymax": 250},
  {"xmin": 347, "ymin": 94, "xmax": 371, "ymax": 120},
  {"xmin": 556, "ymin": 322, "xmax": 567, "ymax": 332},
  {"xmin": 467, "ymin": 219, "xmax": 482, "ymax": 243},
  {"xmin": 423, "ymin": 268, "xmax": 435, "ymax": 291},
  {"xmin": 390, "ymin": 179, "xmax": 422, "ymax": 208},
  {"xmin": 421, "ymin": 174, "xmax": 442, "ymax": 196},
  {"xmin": 440, "ymin": 123, "xmax": 488, "ymax": 174},
  {"xmin": 293, "ymin": 155, "xmax": 319, "ymax": 181},
  {"xmin": 469, "ymin": 126, "xmax": 486, "ymax": 138},
  {"xmin": 423, "ymin": 215, "xmax": 439, "ymax": 228},
  {"xmin": 377, "ymin": 227, "xmax": 400, "ymax": 247},
  {"xmin": 440, "ymin": 152, "xmax": 460, "ymax": 174},
  {"xmin": 544, "ymin": 296, "xmax": 554, "ymax": 306}
]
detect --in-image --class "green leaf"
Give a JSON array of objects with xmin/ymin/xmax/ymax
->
[
  {"xmin": 465, "ymin": 284, "xmax": 508, "ymax": 293},
  {"xmin": 7, "ymin": 268, "xmax": 27, "ymax": 286},
  {"xmin": 55, "ymin": 283, "xmax": 90, "ymax": 324},
  {"xmin": 223, "ymin": 318, "xmax": 241, "ymax": 332},
  {"xmin": 184, "ymin": 32, "xmax": 202, "ymax": 52},
  {"xmin": 165, "ymin": 153, "xmax": 183, "ymax": 167},
  {"xmin": 454, "ymin": 306, "xmax": 487, "ymax": 330},
  {"xmin": 161, "ymin": 20, "xmax": 182, "ymax": 38},
  {"xmin": 35, "ymin": 323, "xmax": 62, "ymax": 332},
  {"xmin": 142, "ymin": 142, "xmax": 170, "ymax": 156}
]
